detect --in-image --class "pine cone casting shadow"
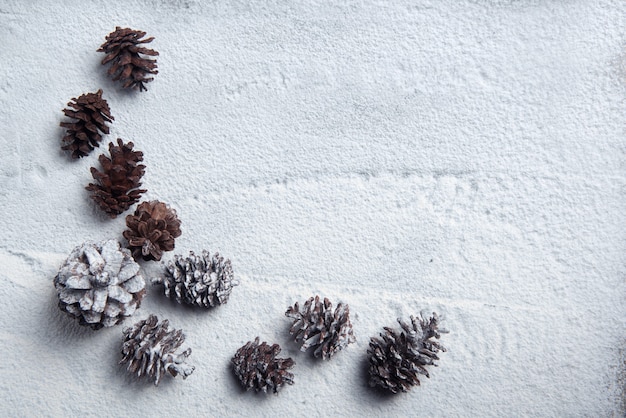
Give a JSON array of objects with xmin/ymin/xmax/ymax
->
[
  {"xmin": 86, "ymin": 138, "xmax": 146, "ymax": 218},
  {"xmin": 121, "ymin": 314, "xmax": 194, "ymax": 385},
  {"xmin": 60, "ymin": 89, "xmax": 113, "ymax": 158},
  {"xmin": 98, "ymin": 27, "xmax": 158, "ymax": 91},
  {"xmin": 123, "ymin": 200, "xmax": 182, "ymax": 261},
  {"xmin": 368, "ymin": 312, "xmax": 448, "ymax": 393},
  {"xmin": 285, "ymin": 295, "xmax": 355, "ymax": 360},
  {"xmin": 232, "ymin": 337, "xmax": 295, "ymax": 394},
  {"xmin": 54, "ymin": 240, "xmax": 146, "ymax": 330},
  {"xmin": 152, "ymin": 250, "xmax": 238, "ymax": 307}
]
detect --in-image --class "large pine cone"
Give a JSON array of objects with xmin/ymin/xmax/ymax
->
[
  {"xmin": 60, "ymin": 89, "xmax": 113, "ymax": 158},
  {"xmin": 123, "ymin": 200, "xmax": 182, "ymax": 261},
  {"xmin": 54, "ymin": 239, "xmax": 146, "ymax": 330},
  {"xmin": 285, "ymin": 295, "xmax": 355, "ymax": 360},
  {"xmin": 98, "ymin": 27, "xmax": 158, "ymax": 91},
  {"xmin": 152, "ymin": 250, "xmax": 238, "ymax": 308},
  {"xmin": 368, "ymin": 313, "xmax": 448, "ymax": 393},
  {"xmin": 232, "ymin": 337, "xmax": 295, "ymax": 394},
  {"xmin": 121, "ymin": 314, "xmax": 195, "ymax": 386},
  {"xmin": 86, "ymin": 138, "xmax": 146, "ymax": 218}
]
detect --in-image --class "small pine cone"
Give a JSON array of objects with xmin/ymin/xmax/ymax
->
[
  {"xmin": 123, "ymin": 200, "xmax": 182, "ymax": 261},
  {"xmin": 54, "ymin": 239, "xmax": 146, "ymax": 330},
  {"xmin": 98, "ymin": 27, "xmax": 158, "ymax": 91},
  {"xmin": 285, "ymin": 295, "xmax": 355, "ymax": 360},
  {"xmin": 86, "ymin": 138, "xmax": 147, "ymax": 218},
  {"xmin": 232, "ymin": 337, "xmax": 295, "ymax": 394},
  {"xmin": 60, "ymin": 89, "xmax": 114, "ymax": 158},
  {"xmin": 367, "ymin": 312, "xmax": 448, "ymax": 393},
  {"xmin": 121, "ymin": 314, "xmax": 195, "ymax": 386},
  {"xmin": 152, "ymin": 250, "xmax": 238, "ymax": 308}
]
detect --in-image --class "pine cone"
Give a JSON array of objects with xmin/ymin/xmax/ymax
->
[
  {"xmin": 152, "ymin": 250, "xmax": 238, "ymax": 307},
  {"xmin": 98, "ymin": 27, "xmax": 158, "ymax": 91},
  {"xmin": 367, "ymin": 312, "xmax": 448, "ymax": 393},
  {"xmin": 54, "ymin": 239, "xmax": 146, "ymax": 330},
  {"xmin": 86, "ymin": 138, "xmax": 147, "ymax": 218},
  {"xmin": 285, "ymin": 295, "xmax": 355, "ymax": 360},
  {"xmin": 60, "ymin": 89, "xmax": 113, "ymax": 158},
  {"xmin": 123, "ymin": 200, "xmax": 182, "ymax": 261},
  {"xmin": 120, "ymin": 314, "xmax": 195, "ymax": 385},
  {"xmin": 232, "ymin": 337, "xmax": 295, "ymax": 394}
]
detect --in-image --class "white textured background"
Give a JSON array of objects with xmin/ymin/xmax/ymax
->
[{"xmin": 1, "ymin": 0, "xmax": 624, "ymax": 416}]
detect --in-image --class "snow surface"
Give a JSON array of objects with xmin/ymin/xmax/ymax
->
[{"xmin": 0, "ymin": 0, "xmax": 625, "ymax": 416}]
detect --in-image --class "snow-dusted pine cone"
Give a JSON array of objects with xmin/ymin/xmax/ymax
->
[
  {"xmin": 86, "ymin": 138, "xmax": 146, "ymax": 218},
  {"xmin": 368, "ymin": 312, "xmax": 448, "ymax": 393},
  {"xmin": 152, "ymin": 250, "xmax": 238, "ymax": 308},
  {"xmin": 232, "ymin": 337, "xmax": 295, "ymax": 394},
  {"xmin": 54, "ymin": 239, "xmax": 146, "ymax": 330},
  {"xmin": 123, "ymin": 200, "xmax": 182, "ymax": 261},
  {"xmin": 60, "ymin": 89, "xmax": 113, "ymax": 158},
  {"xmin": 285, "ymin": 295, "xmax": 355, "ymax": 360},
  {"xmin": 98, "ymin": 27, "xmax": 158, "ymax": 91},
  {"xmin": 120, "ymin": 314, "xmax": 194, "ymax": 385}
]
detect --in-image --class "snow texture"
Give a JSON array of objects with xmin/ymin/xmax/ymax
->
[{"xmin": 0, "ymin": 0, "xmax": 624, "ymax": 416}]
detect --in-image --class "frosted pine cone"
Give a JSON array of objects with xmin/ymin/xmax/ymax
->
[
  {"xmin": 152, "ymin": 250, "xmax": 238, "ymax": 308},
  {"xmin": 232, "ymin": 337, "xmax": 294, "ymax": 394},
  {"xmin": 60, "ymin": 89, "xmax": 113, "ymax": 158},
  {"xmin": 368, "ymin": 312, "xmax": 448, "ymax": 393},
  {"xmin": 86, "ymin": 138, "xmax": 146, "ymax": 218},
  {"xmin": 54, "ymin": 240, "xmax": 146, "ymax": 330},
  {"xmin": 285, "ymin": 295, "xmax": 355, "ymax": 360},
  {"xmin": 123, "ymin": 200, "xmax": 182, "ymax": 261},
  {"xmin": 98, "ymin": 27, "xmax": 158, "ymax": 91},
  {"xmin": 121, "ymin": 315, "xmax": 195, "ymax": 385}
]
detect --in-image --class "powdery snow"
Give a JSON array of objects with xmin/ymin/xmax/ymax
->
[{"xmin": 0, "ymin": 0, "xmax": 624, "ymax": 416}]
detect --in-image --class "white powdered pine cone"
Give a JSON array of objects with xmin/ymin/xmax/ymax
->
[
  {"xmin": 152, "ymin": 250, "xmax": 238, "ymax": 308},
  {"xmin": 368, "ymin": 312, "xmax": 448, "ymax": 393},
  {"xmin": 285, "ymin": 295, "xmax": 355, "ymax": 360},
  {"xmin": 54, "ymin": 239, "xmax": 146, "ymax": 330},
  {"xmin": 232, "ymin": 337, "xmax": 295, "ymax": 394},
  {"xmin": 120, "ymin": 314, "xmax": 195, "ymax": 386}
]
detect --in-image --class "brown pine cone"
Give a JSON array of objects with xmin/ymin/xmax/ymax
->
[
  {"xmin": 98, "ymin": 27, "xmax": 158, "ymax": 91},
  {"xmin": 123, "ymin": 201, "xmax": 181, "ymax": 261},
  {"xmin": 86, "ymin": 138, "xmax": 146, "ymax": 218},
  {"xmin": 60, "ymin": 89, "xmax": 113, "ymax": 158},
  {"xmin": 232, "ymin": 337, "xmax": 295, "ymax": 394}
]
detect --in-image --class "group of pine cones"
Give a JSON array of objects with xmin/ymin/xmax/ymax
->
[
  {"xmin": 54, "ymin": 27, "xmax": 449, "ymax": 392},
  {"xmin": 59, "ymin": 28, "xmax": 184, "ymax": 264}
]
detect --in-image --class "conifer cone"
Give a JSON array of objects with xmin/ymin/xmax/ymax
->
[
  {"xmin": 367, "ymin": 312, "xmax": 448, "ymax": 393},
  {"xmin": 121, "ymin": 314, "xmax": 195, "ymax": 386},
  {"xmin": 98, "ymin": 27, "xmax": 159, "ymax": 91},
  {"xmin": 60, "ymin": 89, "xmax": 113, "ymax": 158},
  {"xmin": 152, "ymin": 250, "xmax": 238, "ymax": 308},
  {"xmin": 123, "ymin": 200, "xmax": 182, "ymax": 261},
  {"xmin": 86, "ymin": 138, "xmax": 146, "ymax": 218},
  {"xmin": 285, "ymin": 295, "xmax": 355, "ymax": 360},
  {"xmin": 232, "ymin": 337, "xmax": 295, "ymax": 394},
  {"xmin": 54, "ymin": 239, "xmax": 146, "ymax": 330}
]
